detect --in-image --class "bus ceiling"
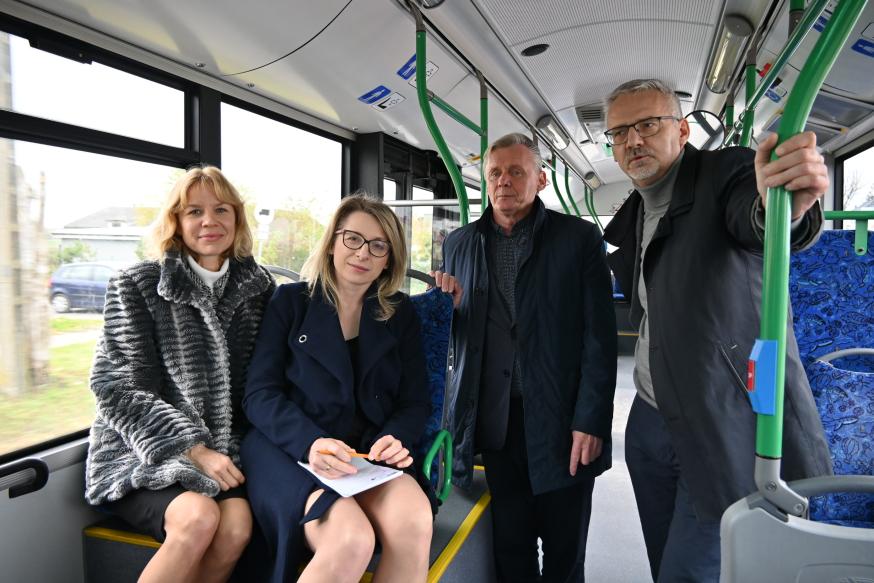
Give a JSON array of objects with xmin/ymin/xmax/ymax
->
[{"xmin": 7, "ymin": 0, "xmax": 874, "ymax": 186}]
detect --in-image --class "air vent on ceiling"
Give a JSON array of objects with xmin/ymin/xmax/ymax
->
[{"xmin": 575, "ymin": 103, "xmax": 606, "ymax": 144}]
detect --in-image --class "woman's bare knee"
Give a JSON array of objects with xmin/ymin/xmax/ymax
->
[
  {"xmin": 212, "ymin": 512, "xmax": 252, "ymax": 559},
  {"xmin": 163, "ymin": 492, "xmax": 221, "ymax": 551}
]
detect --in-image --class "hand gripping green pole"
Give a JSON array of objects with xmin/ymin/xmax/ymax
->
[{"xmin": 753, "ymin": 0, "xmax": 866, "ymax": 515}]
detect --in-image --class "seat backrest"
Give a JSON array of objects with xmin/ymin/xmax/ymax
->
[
  {"xmin": 409, "ymin": 288, "xmax": 454, "ymax": 484},
  {"xmin": 789, "ymin": 229, "xmax": 874, "ymax": 373},
  {"xmin": 805, "ymin": 360, "xmax": 874, "ymax": 524},
  {"xmin": 790, "ymin": 229, "xmax": 874, "ymax": 525}
]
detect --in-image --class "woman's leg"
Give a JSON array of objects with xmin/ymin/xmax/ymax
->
[
  {"xmin": 355, "ymin": 474, "xmax": 433, "ymax": 583},
  {"xmin": 138, "ymin": 492, "xmax": 220, "ymax": 583},
  {"xmin": 299, "ymin": 489, "xmax": 376, "ymax": 583},
  {"xmin": 193, "ymin": 497, "xmax": 253, "ymax": 583}
]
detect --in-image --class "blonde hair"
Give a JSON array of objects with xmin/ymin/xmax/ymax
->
[
  {"xmin": 149, "ymin": 165, "xmax": 253, "ymax": 261},
  {"xmin": 300, "ymin": 194, "xmax": 408, "ymax": 321}
]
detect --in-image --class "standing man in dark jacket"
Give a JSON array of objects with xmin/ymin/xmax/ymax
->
[
  {"xmin": 433, "ymin": 132, "xmax": 617, "ymax": 582},
  {"xmin": 602, "ymin": 79, "xmax": 832, "ymax": 582}
]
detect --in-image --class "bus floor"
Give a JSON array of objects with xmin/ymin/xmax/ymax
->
[{"xmin": 584, "ymin": 354, "xmax": 652, "ymax": 582}]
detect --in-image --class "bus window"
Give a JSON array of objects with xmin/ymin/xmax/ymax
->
[
  {"xmin": 408, "ymin": 186, "xmax": 434, "ymax": 295},
  {"xmin": 221, "ymin": 102, "xmax": 343, "ymax": 274},
  {"xmin": 384, "ymin": 178, "xmax": 399, "ymax": 200},
  {"xmin": 5, "ymin": 33, "xmax": 184, "ymax": 147},
  {"xmin": 842, "ymin": 145, "xmax": 874, "ymax": 210},
  {"xmin": 0, "ymin": 138, "xmax": 179, "ymax": 457}
]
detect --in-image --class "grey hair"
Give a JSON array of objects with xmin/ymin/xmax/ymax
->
[
  {"xmin": 483, "ymin": 132, "xmax": 543, "ymax": 172},
  {"xmin": 604, "ymin": 79, "xmax": 683, "ymax": 118}
]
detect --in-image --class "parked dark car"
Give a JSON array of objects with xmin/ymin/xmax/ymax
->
[{"xmin": 49, "ymin": 262, "xmax": 127, "ymax": 313}]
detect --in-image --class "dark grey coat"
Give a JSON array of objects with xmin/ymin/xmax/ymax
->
[
  {"xmin": 603, "ymin": 144, "xmax": 832, "ymax": 521},
  {"xmin": 85, "ymin": 251, "xmax": 274, "ymax": 505},
  {"xmin": 443, "ymin": 198, "xmax": 617, "ymax": 495}
]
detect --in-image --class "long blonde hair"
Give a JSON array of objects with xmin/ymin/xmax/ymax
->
[
  {"xmin": 300, "ymin": 194, "xmax": 407, "ymax": 320},
  {"xmin": 149, "ymin": 166, "xmax": 253, "ymax": 261}
]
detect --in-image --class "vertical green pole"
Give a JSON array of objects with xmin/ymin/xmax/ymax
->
[
  {"xmin": 412, "ymin": 8, "xmax": 469, "ymax": 225},
  {"xmin": 740, "ymin": 61, "xmax": 757, "ymax": 147},
  {"xmin": 564, "ymin": 167, "xmax": 582, "ymax": 217},
  {"xmin": 479, "ymin": 72, "xmax": 489, "ymax": 213},
  {"xmin": 585, "ymin": 185, "xmax": 605, "ymax": 232},
  {"xmin": 790, "ymin": 0, "xmax": 807, "ymax": 34},
  {"xmin": 550, "ymin": 154, "xmax": 571, "ymax": 214},
  {"xmin": 756, "ymin": 0, "xmax": 866, "ymax": 460}
]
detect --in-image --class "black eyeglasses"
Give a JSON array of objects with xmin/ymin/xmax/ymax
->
[
  {"xmin": 335, "ymin": 229, "xmax": 391, "ymax": 257},
  {"xmin": 604, "ymin": 115, "xmax": 679, "ymax": 146}
]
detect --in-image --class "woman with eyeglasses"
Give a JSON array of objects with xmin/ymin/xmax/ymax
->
[{"xmin": 240, "ymin": 194, "xmax": 435, "ymax": 583}]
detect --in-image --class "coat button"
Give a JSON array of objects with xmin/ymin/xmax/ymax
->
[{"xmin": 299, "ymin": 334, "xmax": 307, "ymax": 343}]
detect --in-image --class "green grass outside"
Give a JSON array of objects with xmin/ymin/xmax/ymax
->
[
  {"xmin": 0, "ymin": 339, "xmax": 97, "ymax": 456},
  {"xmin": 50, "ymin": 315, "xmax": 104, "ymax": 334}
]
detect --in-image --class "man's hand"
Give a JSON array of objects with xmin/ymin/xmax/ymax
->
[
  {"xmin": 186, "ymin": 444, "xmax": 245, "ymax": 490},
  {"xmin": 569, "ymin": 431, "xmax": 603, "ymax": 476},
  {"xmin": 430, "ymin": 270, "xmax": 464, "ymax": 308},
  {"xmin": 755, "ymin": 131, "xmax": 828, "ymax": 220}
]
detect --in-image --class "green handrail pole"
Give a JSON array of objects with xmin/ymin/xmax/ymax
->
[
  {"xmin": 412, "ymin": 6, "xmax": 470, "ymax": 225},
  {"xmin": 756, "ymin": 0, "xmax": 867, "ymax": 464},
  {"xmin": 724, "ymin": 0, "xmax": 831, "ymax": 145},
  {"xmin": 825, "ymin": 211, "xmax": 874, "ymax": 254},
  {"xmin": 740, "ymin": 47, "xmax": 757, "ymax": 147},
  {"xmin": 478, "ymin": 71, "xmax": 489, "ymax": 212},
  {"xmin": 564, "ymin": 167, "xmax": 582, "ymax": 217},
  {"xmin": 429, "ymin": 94, "xmax": 484, "ymax": 136},
  {"xmin": 790, "ymin": 0, "xmax": 807, "ymax": 34},
  {"xmin": 823, "ymin": 210, "xmax": 874, "ymax": 220},
  {"xmin": 550, "ymin": 154, "xmax": 571, "ymax": 214},
  {"xmin": 725, "ymin": 86, "xmax": 735, "ymax": 141},
  {"xmin": 585, "ymin": 184, "xmax": 605, "ymax": 232}
]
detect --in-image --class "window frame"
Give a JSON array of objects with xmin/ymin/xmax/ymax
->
[
  {"xmin": 835, "ymin": 136, "xmax": 874, "ymax": 226},
  {"xmin": 0, "ymin": 13, "xmax": 351, "ymax": 461}
]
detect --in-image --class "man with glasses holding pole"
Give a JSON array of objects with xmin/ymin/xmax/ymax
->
[{"xmin": 602, "ymin": 79, "xmax": 832, "ymax": 582}]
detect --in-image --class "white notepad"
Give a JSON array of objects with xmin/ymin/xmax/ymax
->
[{"xmin": 298, "ymin": 457, "xmax": 403, "ymax": 497}]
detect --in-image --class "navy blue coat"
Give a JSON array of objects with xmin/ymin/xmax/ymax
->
[
  {"xmin": 442, "ymin": 198, "xmax": 617, "ymax": 495},
  {"xmin": 240, "ymin": 282, "xmax": 429, "ymax": 582}
]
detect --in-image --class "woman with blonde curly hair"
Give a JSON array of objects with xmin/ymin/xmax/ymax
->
[
  {"xmin": 84, "ymin": 166, "xmax": 274, "ymax": 583},
  {"xmin": 242, "ymin": 194, "xmax": 434, "ymax": 583}
]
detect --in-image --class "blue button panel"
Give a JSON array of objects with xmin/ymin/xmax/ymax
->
[{"xmin": 748, "ymin": 339, "xmax": 778, "ymax": 416}]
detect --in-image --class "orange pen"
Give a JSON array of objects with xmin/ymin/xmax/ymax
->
[{"xmin": 317, "ymin": 450, "xmax": 370, "ymax": 459}]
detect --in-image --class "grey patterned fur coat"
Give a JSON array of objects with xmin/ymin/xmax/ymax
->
[{"xmin": 85, "ymin": 251, "xmax": 274, "ymax": 505}]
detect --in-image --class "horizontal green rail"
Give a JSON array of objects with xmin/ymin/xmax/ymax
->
[{"xmin": 824, "ymin": 210, "xmax": 874, "ymax": 219}]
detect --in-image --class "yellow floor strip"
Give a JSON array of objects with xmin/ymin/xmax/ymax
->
[
  {"xmin": 427, "ymin": 490, "xmax": 492, "ymax": 583},
  {"xmin": 618, "ymin": 331, "xmax": 639, "ymax": 337},
  {"xmin": 83, "ymin": 526, "xmax": 162, "ymax": 550}
]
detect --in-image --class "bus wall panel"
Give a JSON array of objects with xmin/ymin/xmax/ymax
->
[{"xmin": 0, "ymin": 462, "xmax": 101, "ymax": 583}]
